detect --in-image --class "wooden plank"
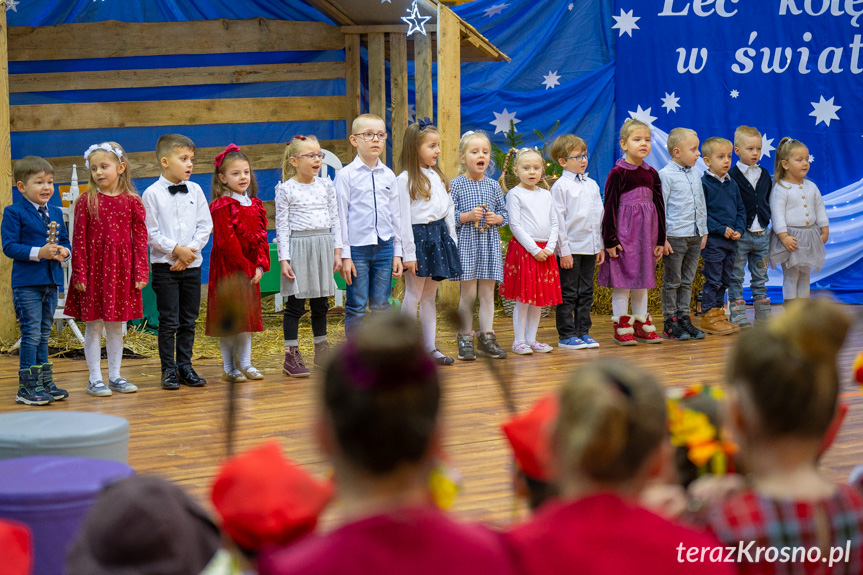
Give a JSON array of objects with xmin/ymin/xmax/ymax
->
[
  {"xmin": 38, "ymin": 140, "xmax": 353, "ymax": 183},
  {"xmin": 302, "ymin": 0, "xmax": 355, "ymax": 26},
  {"xmin": 10, "ymin": 96, "xmax": 346, "ymax": 132},
  {"xmin": 344, "ymin": 33, "xmax": 361, "ymax": 136},
  {"xmin": 0, "ymin": 7, "xmax": 14, "ymax": 341},
  {"xmin": 367, "ymin": 33, "xmax": 386, "ymax": 121},
  {"xmin": 10, "ymin": 61, "xmax": 346, "ymax": 93},
  {"xmin": 7, "ymin": 19, "xmax": 344, "ymax": 61},
  {"xmin": 436, "ymin": 6, "xmax": 461, "ymax": 180},
  {"xmin": 414, "ymin": 31, "xmax": 433, "ymax": 122},
  {"xmin": 389, "ymin": 33, "xmax": 408, "ymax": 172},
  {"xmin": 341, "ymin": 25, "xmax": 409, "ymax": 34}
]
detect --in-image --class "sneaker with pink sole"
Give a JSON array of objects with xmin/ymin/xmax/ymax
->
[
  {"xmin": 511, "ymin": 342, "xmax": 534, "ymax": 355},
  {"xmin": 529, "ymin": 341, "xmax": 553, "ymax": 353}
]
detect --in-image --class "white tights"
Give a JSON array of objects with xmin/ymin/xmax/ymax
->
[
  {"xmin": 401, "ymin": 273, "xmax": 441, "ymax": 354},
  {"xmin": 458, "ymin": 279, "xmax": 496, "ymax": 334},
  {"xmin": 513, "ymin": 302, "xmax": 542, "ymax": 344},
  {"xmin": 84, "ymin": 320, "xmax": 123, "ymax": 383},
  {"xmin": 782, "ymin": 265, "xmax": 811, "ymax": 299},
  {"xmin": 611, "ymin": 288, "xmax": 648, "ymax": 318},
  {"xmin": 220, "ymin": 332, "xmax": 252, "ymax": 373}
]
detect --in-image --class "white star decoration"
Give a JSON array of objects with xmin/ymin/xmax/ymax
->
[
  {"xmin": 612, "ymin": 8, "xmax": 640, "ymax": 37},
  {"xmin": 407, "ymin": 104, "xmax": 416, "ymax": 123},
  {"xmin": 628, "ymin": 105, "xmax": 657, "ymax": 127},
  {"xmin": 810, "ymin": 95, "xmax": 841, "ymax": 127},
  {"xmin": 381, "ymin": 0, "xmax": 391, "ymax": 3},
  {"xmin": 542, "ymin": 71, "xmax": 561, "ymax": 90},
  {"xmin": 809, "ymin": 155, "xmax": 815, "ymax": 163},
  {"xmin": 761, "ymin": 133, "xmax": 775, "ymax": 159},
  {"xmin": 402, "ymin": 1, "xmax": 431, "ymax": 36},
  {"xmin": 730, "ymin": 90, "xmax": 739, "ymax": 99},
  {"xmin": 5, "ymin": 0, "xmax": 19, "ymax": 12},
  {"xmin": 490, "ymin": 109, "xmax": 521, "ymax": 134},
  {"xmin": 568, "ymin": 3, "xmax": 574, "ymax": 10},
  {"xmin": 661, "ymin": 92, "xmax": 680, "ymax": 113},
  {"xmin": 484, "ymin": 3, "xmax": 509, "ymax": 17}
]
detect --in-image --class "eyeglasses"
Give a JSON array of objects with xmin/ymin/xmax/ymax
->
[
  {"xmin": 564, "ymin": 153, "xmax": 590, "ymax": 162},
  {"xmin": 294, "ymin": 153, "xmax": 325, "ymax": 160},
  {"xmin": 352, "ymin": 132, "xmax": 388, "ymax": 141}
]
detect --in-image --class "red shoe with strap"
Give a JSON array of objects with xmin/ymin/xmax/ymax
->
[
  {"xmin": 632, "ymin": 314, "xmax": 662, "ymax": 344},
  {"xmin": 612, "ymin": 315, "xmax": 637, "ymax": 346}
]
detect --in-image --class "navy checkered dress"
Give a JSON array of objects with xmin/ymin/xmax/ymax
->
[{"xmin": 450, "ymin": 175, "xmax": 508, "ymax": 281}]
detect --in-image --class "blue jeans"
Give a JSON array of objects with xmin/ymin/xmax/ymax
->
[
  {"xmin": 13, "ymin": 285, "xmax": 58, "ymax": 369},
  {"xmin": 728, "ymin": 230, "xmax": 769, "ymax": 302},
  {"xmin": 701, "ymin": 236, "xmax": 737, "ymax": 312},
  {"xmin": 345, "ymin": 238, "xmax": 394, "ymax": 337}
]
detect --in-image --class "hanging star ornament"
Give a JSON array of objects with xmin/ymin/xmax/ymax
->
[
  {"xmin": 661, "ymin": 92, "xmax": 680, "ymax": 113},
  {"xmin": 542, "ymin": 71, "xmax": 561, "ymax": 90},
  {"xmin": 490, "ymin": 109, "xmax": 521, "ymax": 134},
  {"xmin": 627, "ymin": 105, "xmax": 657, "ymax": 127},
  {"xmin": 612, "ymin": 8, "xmax": 640, "ymax": 37},
  {"xmin": 810, "ymin": 95, "xmax": 841, "ymax": 127},
  {"xmin": 5, "ymin": 0, "xmax": 19, "ymax": 12},
  {"xmin": 402, "ymin": 0, "xmax": 431, "ymax": 36}
]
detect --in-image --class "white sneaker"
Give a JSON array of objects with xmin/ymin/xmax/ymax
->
[
  {"xmin": 87, "ymin": 380, "xmax": 112, "ymax": 397},
  {"xmin": 108, "ymin": 377, "xmax": 138, "ymax": 394}
]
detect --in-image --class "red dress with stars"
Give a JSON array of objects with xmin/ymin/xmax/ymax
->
[
  {"xmin": 205, "ymin": 195, "xmax": 270, "ymax": 336},
  {"xmin": 65, "ymin": 192, "xmax": 149, "ymax": 321}
]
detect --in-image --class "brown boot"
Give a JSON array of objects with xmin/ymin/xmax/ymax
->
[
  {"xmin": 700, "ymin": 308, "xmax": 740, "ymax": 335},
  {"xmin": 283, "ymin": 347, "xmax": 311, "ymax": 378},
  {"xmin": 313, "ymin": 340, "xmax": 330, "ymax": 368}
]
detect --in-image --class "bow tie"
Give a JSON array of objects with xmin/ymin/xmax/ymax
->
[
  {"xmin": 168, "ymin": 184, "xmax": 188, "ymax": 195},
  {"xmin": 575, "ymin": 172, "xmax": 589, "ymax": 182}
]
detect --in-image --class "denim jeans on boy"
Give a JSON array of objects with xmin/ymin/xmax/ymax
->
[
  {"xmin": 660, "ymin": 236, "xmax": 702, "ymax": 318},
  {"xmin": 701, "ymin": 236, "xmax": 737, "ymax": 312},
  {"xmin": 345, "ymin": 238, "xmax": 394, "ymax": 338},
  {"xmin": 728, "ymin": 230, "xmax": 769, "ymax": 302},
  {"xmin": 556, "ymin": 254, "xmax": 595, "ymax": 339},
  {"xmin": 13, "ymin": 285, "xmax": 58, "ymax": 369}
]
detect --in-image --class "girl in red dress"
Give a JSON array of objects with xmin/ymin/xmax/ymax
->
[
  {"xmin": 206, "ymin": 144, "xmax": 269, "ymax": 383},
  {"xmin": 66, "ymin": 142, "xmax": 148, "ymax": 397}
]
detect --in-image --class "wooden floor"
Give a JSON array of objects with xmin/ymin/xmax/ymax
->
[{"xmin": 1, "ymin": 308, "xmax": 862, "ymax": 528}]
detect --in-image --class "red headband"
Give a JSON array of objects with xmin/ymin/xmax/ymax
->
[
  {"xmin": 291, "ymin": 135, "xmax": 307, "ymax": 142},
  {"xmin": 214, "ymin": 143, "xmax": 241, "ymax": 168}
]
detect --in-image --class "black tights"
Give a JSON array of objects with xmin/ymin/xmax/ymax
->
[{"xmin": 283, "ymin": 296, "xmax": 329, "ymax": 341}]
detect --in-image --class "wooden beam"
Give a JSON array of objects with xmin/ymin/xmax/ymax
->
[
  {"xmin": 414, "ymin": 31, "xmax": 433, "ymax": 122},
  {"xmin": 8, "ymin": 19, "xmax": 344, "ymax": 61},
  {"xmin": 0, "ymin": 5, "xmax": 13, "ymax": 341},
  {"xmin": 436, "ymin": 6, "xmax": 461, "ymax": 179},
  {"xmin": 10, "ymin": 96, "xmax": 346, "ymax": 132},
  {"xmin": 38, "ymin": 140, "xmax": 353, "ymax": 183},
  {"xmin": 344, "ymin": 33, "xmax": 361, "ymax": 138},
  {"xmin": 341, "ymin": 25, "xmax": 409, "ymax": 34},
  {"xmin": 389, "ymin": 33, "xmax": 408, "ymax": 172},
  {"xmin": 301, "ymin": 0, "xmax": 355, "ymax": 26},
  {"xmin": 10, "ymin": 61, "xmax": 345, "ymax": 93},
  {"xmin": 367, "ymin": 33, "xmax": 386, "ymax": 122}
]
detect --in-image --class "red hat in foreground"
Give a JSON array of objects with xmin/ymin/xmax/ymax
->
[
  {"xmin": 212, "ymin": 442, "xmax": 334, "ymax": 552},
  {"xmin": 501, "ymin": 394, "xmax": 558, "ymax": 482}
]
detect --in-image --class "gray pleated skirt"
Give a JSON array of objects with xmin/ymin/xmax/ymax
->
[{"xmin": 280, "ymin": 229, "xmax": 336, "ymax": 299}]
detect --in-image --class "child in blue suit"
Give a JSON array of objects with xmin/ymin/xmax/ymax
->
[{"xmin": 1, "ymin": 156, "xmax": 71, "ymax": 405}]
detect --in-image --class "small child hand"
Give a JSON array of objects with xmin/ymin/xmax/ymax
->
[
  {"xmin": 662, "ymin": 240, "xmax": 673, "ymax": 256},
  {"xmin": 172, "ymin": 245, "xmax": 197, "ymax": 266},
  {"xmin": 404, "ymin": 260, "xmax": 418, "ymax": 274},
  {"xmin": 595, "ymin": 250, "xmax": 606, "ymax": 265},
  {"xmin": 471, "ymin": 206, "xmax": 485, "ymax": 222},
  {"xmin": 74, "ymin": 282, "xmax": 86, "ymax": 292},
  {"xmin": 821, "ymin": 228, "xmax": 829, "ymax": 244},
  {"xmin": 169, "ymin": 260, "xmax": 188, "ymax": 272},
  {"xmin": 37, "ymin": 243, "xmax": 58, "ymax": 260},
  {"xmin": 392, "ymin": 256, "xmax": 404, "ymax": 278},
  {"xmin": 700, "ymin": 235, "xmax": 708, "ymax": 249},
  {"xmin": 653, "ymin": 245, "xmax": 663, "ymax": 262},
  {"xmin": 341, "ymin": 258, "xmax": 356, "ymax": 285},
  {"xmin": 52, "ymin": 246, "xmax": 69, "ymax": 261},
  {"xmin": 607, "ymin": 245, "xmax": 623, "ymax": 258},
  {"xmin": 731, "ymin": 231, "xmax": 741, "ymax": 240},
  {"xmin": 724, "ymin": 227, "xmax": 734, "ymax": 239},
  {"xmin": 280, "ymin": 260, "xmax": 295, "ymax": 280},
  {"xmin": 134, "ymin": 281, "xmax": 147, "ymax": 290},
  {"xmin": 333, "ymin": 255, "xmax": 343, "ymax": 273},
  {"xmin": 782, "ymin": 235, "xmax": 798, "ymax": 251},
  {"xmin": 484, "ymin": 210, "xmax": 498, "ymax": 225},
  {"xmin": 251, "ymin": 267, "xmax": 263, "ymax": 285},
  {"xmin": 559, "ymin": 254, "xmax": 573, "ymax": 269}
]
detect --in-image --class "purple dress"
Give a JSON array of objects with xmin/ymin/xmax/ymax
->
[{"xmin": 597, "ymin": 159, "xmax": 666, "ymax": 289}]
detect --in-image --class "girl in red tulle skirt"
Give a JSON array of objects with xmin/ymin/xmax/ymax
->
[{"xmin": 499, "ymin": 149, "xmax": 561, "ymax": 355}]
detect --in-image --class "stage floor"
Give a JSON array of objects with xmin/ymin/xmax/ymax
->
[{"xmin": 1, "ymin": 310, "xmax": 862, "ymax": 528}]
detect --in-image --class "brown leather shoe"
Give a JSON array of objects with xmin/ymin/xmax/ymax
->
[
  {"xmin": 700, "ymin": 308, "xmax": 740, "ymax": 335},
  {"xmin": 283, "ymin": 347, "xmax": 311, "ymax": 378},
  {"xmin": 313, "ymin": 341, "xmax": 331, "ymax": 368}
]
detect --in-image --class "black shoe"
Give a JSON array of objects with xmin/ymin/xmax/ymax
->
[
  {"xmin": 661, "ymin": 317, "xmax": 691, "ymax": 340},
  {"xmin": 679, "ymin": 315, "xmax": 706, "ymax": 340},
  {"xmin": 177, "ymin": 365, "xmax": 207, "ymax": 387},
  {"xmin": 430, "ymin": 349, "xmax": 455, "ymax": 366},
  {"xmin": 161, "ymin": 369, "xmax": 180, "ymax": 390}
]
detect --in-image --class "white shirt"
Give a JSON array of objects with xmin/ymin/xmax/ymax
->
[
  {"xmin": 506, "ymin": 185, "xmax": 559, "ymax": 256},
  {"xmin": 551, "ymin": 171, "xmax": 603, "ymax": 256},
  {"xmin": 397, "ymin": 168, "xmax": 457, "ymax": 263},
  {"xmin": 736, "ymin": 161, "xmax": 764, "ymax": 232},
  {"xmin": 334, "ymin": 156, "xmax": 402, "ymax": 259},
  {"xmin": 142, "ymin": 175, "xmax": 213, "ymax": 267},
  {"xmin": 274, "ymin": 177, "xmax": 342, "ymax": 262}
]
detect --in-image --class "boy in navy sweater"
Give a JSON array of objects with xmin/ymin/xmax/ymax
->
[
  {"xmin": 1, "ymin": 156, "xmax": 71, "ymax": 405},
  {"xmin": 699, "ymin": 138, "xmax": 745, "ymax": 336}
]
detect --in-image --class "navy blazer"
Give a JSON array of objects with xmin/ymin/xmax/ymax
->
[
  {"xmin": 2, "ymin": 198, "xmax": 71, "ymax": 288},
  {"xmin": 728, "ymin": 165, "xmax": 772, "ymax": 229}
]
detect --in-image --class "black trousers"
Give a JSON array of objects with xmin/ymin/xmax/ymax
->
[
  {"xmin": 283, "ymin": 295, "xmax": 329, "ymax": 341},
  {"xmin": 151, "ymin": 264, "xmax": 201, "ymax": 371},
  {"xmin": 555, "ymin": 254, "xmax": 595, "ymax": 339}
]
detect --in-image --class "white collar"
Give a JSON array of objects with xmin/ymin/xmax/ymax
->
[
  {"xmin": 736, "ymin": 161, "xmax": 760, "ymax": 174},
  {"xmin": 158, "ymin": 174, "xmax": 187, "ymax": 187},
  {"xmin": 27, "ymin": 198, "xmax": 47, "ymax": 211},
  {"xmin": 562, "ymin": 170, "xmax": 589, "ymax": 182},
  {"xmin": 706, "ymin": 170, "xmax": 730, "ymax": 182}
]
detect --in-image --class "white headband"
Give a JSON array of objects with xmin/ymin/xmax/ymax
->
[
  {"xmin": 84, "ymin": 143, "xmax": 124, "ymax": 169},
  {"xmin": 461, "ymin": 130, "xmax": 476, "ymax": 138}
]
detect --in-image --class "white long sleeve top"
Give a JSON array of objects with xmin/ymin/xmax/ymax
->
[
  {"xmin": 551, "ymin": 171, "xmax": 603, "ymax": 256},
  {"xmin": 770, "ymin": 179, "xmax": 829, "ymax": 234},
  {"xmin": 274, "ymin": 176, "xmax": 342, "ymax": 262},
  {"xmin": 142, "ymin": 175, "xmax": 212, "ymax": 267},
  {"xmin": 397, "ymin": 168, "xmax": 457, "ymax": 263},
  {"xmin": 506, "ymin": 185, "xmax": 559, "ymax": 256}
]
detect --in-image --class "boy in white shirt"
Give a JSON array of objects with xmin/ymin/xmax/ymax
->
[
  {"xmin": 142, "ymin": 134, "xmax": 213, "ymax": 391},
  {"xmin": 335, "ymin": 114, "xmax": 403, "ymax": 337},
  {"xmin": 549, "ymin": 135, "xmax": 604, "ymax": 349}
]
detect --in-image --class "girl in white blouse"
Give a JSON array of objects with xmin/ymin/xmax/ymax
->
[{"xmin": 397, "ymin": 121, "xmax": 461, "ymax": 365}]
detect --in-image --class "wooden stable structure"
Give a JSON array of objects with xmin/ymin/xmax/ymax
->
[{"xmin": 0, "ymin": 0, "xmax": 508, "ymax": 340}]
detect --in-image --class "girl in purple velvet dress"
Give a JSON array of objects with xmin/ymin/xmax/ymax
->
[{"xmin": 597, "ymin": 119, "xmax": 666, "ymax": 346}]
